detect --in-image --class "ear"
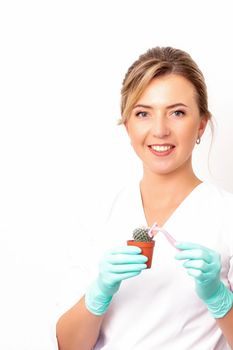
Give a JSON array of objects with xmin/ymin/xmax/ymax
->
[
  {"xmin": 124, "ymin": 121, "xmax": 129, "ymax": 134},
  {"xmin": 198, "ymin": 114, "xmax": 209, "ymax": 138},
  {"xmin": 123, "ymin": 121, "xmax": 133, "ymax": 146}
]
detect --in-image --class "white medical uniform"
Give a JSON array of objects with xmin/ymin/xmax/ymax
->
[{"xmin": 56, "ymin": 181, "xmax": 233, "ymax": 350}]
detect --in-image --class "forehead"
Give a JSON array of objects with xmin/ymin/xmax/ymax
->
[{"xmin": 137, "ymin": 74, "xmax": 197, "ymax": 106}]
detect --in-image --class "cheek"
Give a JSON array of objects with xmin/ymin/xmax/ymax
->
[
  {"xmin": 178, "ymin": 120, "xmax": 199, "ymax": 138},
  {"xmin": 182, "ymin": 129, "xmax": 196, "ymax": 141},
  {"xmin": 127, "ymin": 125, "xmax": 148, "ymax": 145}
]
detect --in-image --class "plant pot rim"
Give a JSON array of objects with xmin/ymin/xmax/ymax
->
[{"xmin": 127, "ymin": 239, "xmax": 155, "ymax": 247}]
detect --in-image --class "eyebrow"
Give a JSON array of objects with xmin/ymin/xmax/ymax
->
[{"xmin": 133, "ymin": 103, "xmax": 188, "ymax": 109}]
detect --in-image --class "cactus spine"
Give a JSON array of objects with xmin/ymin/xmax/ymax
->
[{"xmin": 132, "ymin": 227, "xmax": 152, "ymax": 242}]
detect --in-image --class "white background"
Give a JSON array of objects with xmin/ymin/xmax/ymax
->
[{"xmin": 0, "ymin": 0, "xmax": 233, "ymax": 348}]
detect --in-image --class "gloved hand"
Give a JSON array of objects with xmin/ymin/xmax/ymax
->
[
  {"xmin": 85, "ymin": 246, "xmax": 148, "ymax": 316},
  {"xmin": 175, "ymin": 242, "xmax": 233, "ymax": 318}
]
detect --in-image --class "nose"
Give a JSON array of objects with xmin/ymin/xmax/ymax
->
[{"xmin": 151, "ymin": 115, "xmax": 170, "ymax": 139}]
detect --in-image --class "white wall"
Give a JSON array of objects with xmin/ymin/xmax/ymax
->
[{"xmin": 0, "ymin": 0, "xmax": 233, "ymax": 348}]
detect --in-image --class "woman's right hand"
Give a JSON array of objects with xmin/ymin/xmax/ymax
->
[{"xmin": 85, "ymin": 246, "xmax": 147, "ymax": 316}]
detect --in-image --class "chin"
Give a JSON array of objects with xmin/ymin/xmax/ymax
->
[
  {"xmin": 147, "ymin": 160, "xmax": 192, "ymax": 177},
  {"xmin": 146, "ymin": 166, "xmax": 176, "ymax": 176}
]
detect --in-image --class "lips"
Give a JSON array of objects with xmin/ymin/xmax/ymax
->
[{"xmin": 148, "ymin": 144, "xmax": 175, "ymax": 156}]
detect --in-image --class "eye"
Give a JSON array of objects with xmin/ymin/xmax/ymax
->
[
  {"xmin": 135, "ymin": 111, "xmax": 148, "ymax": 118},
  {"xmin": 172, "ymin": 110, "xmax": 185, "ymax": 118}
]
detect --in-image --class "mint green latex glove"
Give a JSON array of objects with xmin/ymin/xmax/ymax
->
[
  {"xmin": 85, "ymin": 246, "xmax": 148, "ymax": 316},
  {"xmin": 175, "ymin": 242, "xmax": 233, "ymax": 318}
]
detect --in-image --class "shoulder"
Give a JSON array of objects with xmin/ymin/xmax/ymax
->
[
  {"xmin": 201, "ymin": 181, "xmax": 233, "ymax": 207},
  {"xmin": 105, "ymin": 180, "xmax": 140, "ymax": 222},
  {"xmin": 205, "ymin": 182, "xmax": 233, "ymax": 246},
  {"xmin": 206, "ymin": 183, "xmax": 233, "ymax": 205},
  {"xmin": 201, "ymin": 182, "xmax": 233, "ymax": 228},
  {"xmin": 186, "ymin": 181, "xmax": 233, "ymax": 241}
]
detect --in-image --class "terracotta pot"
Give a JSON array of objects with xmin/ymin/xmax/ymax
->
[{"xmin": 127, "ymin": 240, "xmax": 155, "ymax": 269}]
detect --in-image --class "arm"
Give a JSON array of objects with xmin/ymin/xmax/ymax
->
[
  {"xmin": 56, "ymin": 296, "xmax": 104, "ymax": 350},
  {"xmin": 175, "ymin": 242, "xmax": 233, "ymax": 348},
  {"xmin": 56, "ymin": 246, "xmax": 147, "ymax": 350},
  {"xmin": 217, "ymin": 305, "xmax": 233, "ymax": 349}
]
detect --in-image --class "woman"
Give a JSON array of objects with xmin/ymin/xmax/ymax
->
[{"xmin": 56, "ymin": 47, "xmax": 233, "ymax": 349}]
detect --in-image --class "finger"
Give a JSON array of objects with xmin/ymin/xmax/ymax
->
[
  {"xmin": 107, "ymin": 263, "xmax": 147, "ymax": 273},
  {"xmin": 106, "ymin": 246, "xmax": 142, "ymax": 255},
  {"xmin": 186, "ymin": 268, "xmax": 203, "ymax": 278},
  {"xmin": 175, "ymin": 249, "xmax": 212, "ymax": 263},
  {"xmin": 112, "ymin": 271, "xmax": 143, "ymax": 282},
  {"xmin": 185, "ymin": 268, "xmax": 217, "ymax": 284},
  {"xmin": 106, "ymin": 253, "xmax": 148, "ymax": 265},
  {"xmin": 183, "ymin": 259, "xmax": 209, "ymax": 272},
  {"xmin": 175, "ymin": 242, "xmax": 209, "ymax": 251}
]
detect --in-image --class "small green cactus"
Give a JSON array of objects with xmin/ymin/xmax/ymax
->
[{"xmin": 133, "ymin": 227, "xmax": 152, "ymax": 242}]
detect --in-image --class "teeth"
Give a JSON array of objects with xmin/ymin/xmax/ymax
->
[{"xmin": 151, "ymin": 145, "xmax": 173, "ymax": 152}]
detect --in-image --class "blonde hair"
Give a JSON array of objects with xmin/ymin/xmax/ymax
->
[{"xmin": 119, "ymin": 46, "xmax": 212, "ymax": 124}]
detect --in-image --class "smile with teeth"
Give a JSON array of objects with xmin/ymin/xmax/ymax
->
[{"xmin": 150, "ymin": 145, "xmax": 174, "ymax": 152}]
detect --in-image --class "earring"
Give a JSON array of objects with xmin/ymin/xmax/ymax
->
[{"xmin": 196, "ymin": 137, "xmax": 201, "ymax": 145}]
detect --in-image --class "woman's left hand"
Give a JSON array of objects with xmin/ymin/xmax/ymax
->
[{"xmin": 175, "ymin": 242, "xmax": 221, "ymax": 301}]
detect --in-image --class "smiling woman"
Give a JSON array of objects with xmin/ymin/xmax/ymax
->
[
  {"xmin": 125, "ymin": 74, "xmax": 208, "ymax": 177},
  {"xmin": 56, "ymin": 47, "xmax": 233, "ymax": 350}
]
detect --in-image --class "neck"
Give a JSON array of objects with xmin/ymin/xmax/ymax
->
[{"xmin": 140, "ymin": 163, "xmax": 201, "ymax": 204}]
